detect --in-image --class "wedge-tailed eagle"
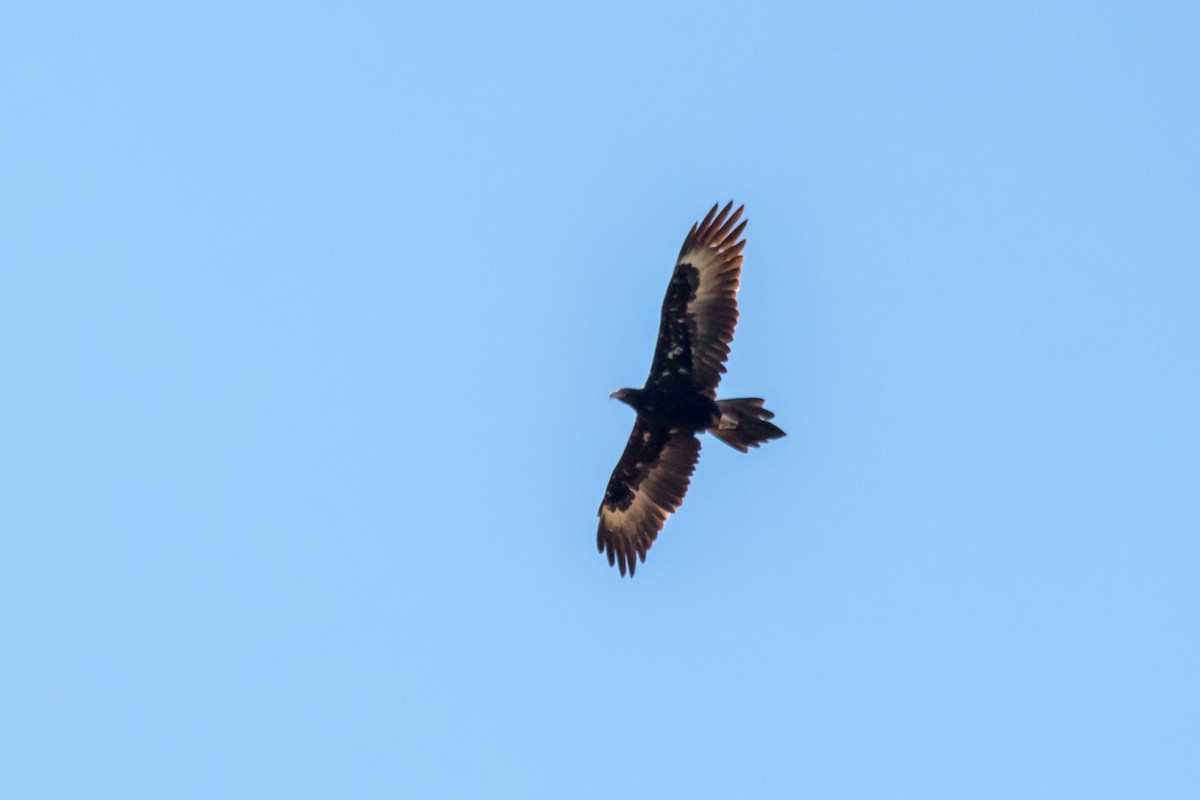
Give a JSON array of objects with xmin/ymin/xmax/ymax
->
[{"xmin": 598, "ymin": 202, "xmax": 785, "ymax": 576}]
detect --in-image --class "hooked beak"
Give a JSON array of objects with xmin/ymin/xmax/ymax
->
[{"xmin": 609, "ymin": 391, "xmax": 618, "ymax": 399}]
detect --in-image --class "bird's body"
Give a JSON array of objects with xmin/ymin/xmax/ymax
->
[
  {"xmin": 610, "ymin": 384, "xmax": 718, "ymax": 432},
  {"xmin": 598, "ymin": 202, "xmax": 786, "ymax": 576}
]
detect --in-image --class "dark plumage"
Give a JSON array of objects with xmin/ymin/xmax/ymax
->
[{"xmin": 597, "ymin": 202, "xmax": 786, "ymax": 576}]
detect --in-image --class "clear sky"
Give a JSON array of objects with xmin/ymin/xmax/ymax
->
[{"xmin": 3, "ymin": 2, "xmax": 1198, "ymax": 797}]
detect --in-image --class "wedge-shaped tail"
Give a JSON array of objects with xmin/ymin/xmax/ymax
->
[{"xmin": 709, "ymin": 398, "xmax": 786, "ymax": 453}]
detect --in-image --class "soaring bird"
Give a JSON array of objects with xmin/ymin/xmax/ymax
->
[{"xmin": 598, "ymin": 202, "xmax": 785, "ymax": 576}]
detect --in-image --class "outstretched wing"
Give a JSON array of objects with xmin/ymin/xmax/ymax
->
[
  {"xmin": 647, "ymin": 202, "xmax": 746, "ymax": 398},
  {"xmin": 597, "ymin": 420, "xmax": 701, "ymax": 577}
]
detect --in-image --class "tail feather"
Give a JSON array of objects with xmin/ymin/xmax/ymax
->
[{"xmin": 709, "ymin": 398, "xmax": 786, "ymax": 452}]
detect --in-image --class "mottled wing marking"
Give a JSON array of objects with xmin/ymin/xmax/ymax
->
[
  {"xmin": 648, "ymin": 202, "xmax": 746, "ymax": 398},
  {"xmin": 648, "ymin": 266, "xmax": 699, "ymax": 380},
  {"xmin": 597, "ymin": 420, "xmax": 701, "ymax": 577}
]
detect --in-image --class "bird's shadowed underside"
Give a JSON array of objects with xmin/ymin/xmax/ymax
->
[{"xmin": 597, "ymin": 202, "xmax": 785, "ymax": 576}]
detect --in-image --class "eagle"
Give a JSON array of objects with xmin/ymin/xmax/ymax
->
[{"xmin": 598, "ymin": 202, "xmax": 786, "ymax": 576}]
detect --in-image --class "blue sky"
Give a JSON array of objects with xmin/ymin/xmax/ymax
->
[{"xmin": 3, "ymin": 2, "xmax": 1198, "ymax": 797}]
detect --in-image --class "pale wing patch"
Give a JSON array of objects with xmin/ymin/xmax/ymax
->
[{"xmin": 671, "ymin": 202, "xmax": 746, "ymax": 397}]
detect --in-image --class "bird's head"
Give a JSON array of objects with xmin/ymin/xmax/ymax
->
[{"xmin": 609, "ymin": 388, "xmax": 639, "ymax": 407}]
